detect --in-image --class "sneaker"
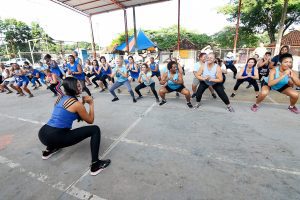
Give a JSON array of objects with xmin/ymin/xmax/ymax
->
[
  {"xmin": 33, "ymin": 86, "xmax": 38, "ymax": 90},
  {"xmin": 227, "ymin": 106, "xmax": 235, "ymax": 112},
  {"xmin": 28, "ymin": 94, "xmax": 34, "ymax": 98},
  {"xmin": 176, "ymin": 92, "xmax": 180, "ymax": 97},
  {"xmin": 246, "ymin": 84, "xmax": 252, "ymax": 89},
  {"xmin": 230, "ymin": 93, "xmax": 236, "ymax": 98},
  {"xmin": 159, "ymin": 99, "xmax": 167, "ymax": 106},
  {"xmin": 39, "ymin": 84, "xmax": 42, "ymax": 87},
  {"xmin": 6, "ymin": 91, "xmax": 13, "ymax": 94},
  {"xmin": 18, "ymin": 93, "xmax": 25, "ymax": 97},
  {"xmin": 133, "ymin": 98, "xmax": 137, "ymax": 103},
  {"xmin": 94, "ymin": 86, "xmax": 99, "ymax": 89},
  {"xmin": 156, "ymin": 98, "xmax": 160, "ymax": 103},
  {"xmin": 187, "ymin": 102, "xmax": 193, "ymax": 108},
  {"xmin": 53, "ymin": 94, "xmax": 58, "ymax": 97},
  {"xmin": 111, "ymin": 97, "xmax": 119, "ymax": 102},
  {"xmin": 90, "ymin": 159, "xmax": 111, "ymax": 176},
  {"xmin": 136, "ymin": 96, "xmax": 143, "ymax": 100},
  {"xmin": 194, "ymin": 103, "xmax": 201, "ymax": 109},
  {"xmin": 288, "ymin": 106, "xmax": 300, "ymax": 114},
  {"xmin": 42, "ymin": 148, "xmax": 61, "ymax": 160},
  {"xmin": 296, "ymin": 87, "xmax": 300, "ymax": 91},
  {"xmin": 191, "ymin": 93, "xmax": 196, "ymax": 98},
  {"xmin": 212, "ymin": 93, "xmax": 217, "ymax": 99},
  {"xmin": 99, "ymin": 89, "xmax": 105, "ymax": 93},
  {"xmin": 251, "ymin": 104, "xmax": 259, "ymax": 112}
]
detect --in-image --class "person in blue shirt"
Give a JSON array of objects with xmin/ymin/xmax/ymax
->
[
  {"xmin": 29, "ymin": 68, "xmax": 46, "ymax": 90},
  {"xmin": 38, "ymin": 77, "xmax": 111, "ymax": 176},
  {"xmin": 12, "ymin": 63, "xmax": 34, "ymax": 98},
  {"xmin": 269, "ymin": 45, "xmax": 289, "ymax": 69},
  {"xmin": 44, "ymin": 54, "xmax": 63, "ymax": 79},
  {"xmin": 224, "ymin": 52, "xmax": 237, "ymax": 79},
  {"xmin": 99, "ymin": 56, "xmax": 114, "ymax": 92},
  {"xmin": 109, "ymin": 57, "xmax": 137, "ymax": 103},
  {"xmin": 230, "ymin": 58, "xmax": 259, "ymax": 98},
  {"xmin": 67, "ymin": 55, "xmax": 92, "ymax": 96},
  {"xmin": 134, "ymin": 63, "xmax": 159, "ymax": 102},
  {"xmin": 91, "ymin": 59, "xmax": 102, "ymax": 89},
  {"xmin": 149, "ymin": 57, "xmax": 161, "ymax": 81},
  {"xmin": 159, "ymin": 61, "xmax": 193, "ymax": 108},
  {"xmin": 126, "ymin": 56, "xmax": 140, "ymax": 82},
  {"xmin": 251, "ymin": 53, "xmax": 300, "ymax": 114}
]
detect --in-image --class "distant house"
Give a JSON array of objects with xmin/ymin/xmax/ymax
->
[{"xmin": 267, "ymin": 30, "xmax": 300, "ymax": 56}]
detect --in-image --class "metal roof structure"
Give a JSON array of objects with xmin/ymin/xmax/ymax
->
[{"xmin": 50, "ymin": 0, "xmax": 170, "ymax": 16}]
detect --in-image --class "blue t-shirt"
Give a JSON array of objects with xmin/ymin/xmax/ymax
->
[
  {"xmin": 193, "ymin": 62, "xmax": 201, "ymax": 72},
  {"xmin": 114, "ymin": 66, "xmax": 128, "ymax": 83},
  {"xmin": 271, "ymin": 55, "xmax": 280, "ymax": 66}
]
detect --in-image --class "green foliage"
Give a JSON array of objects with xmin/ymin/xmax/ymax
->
[
  {"xmin": 111, "ymin": 25, "xmax": 212, "ymax": 50},
  {"xmin": 218, "ymin": 0, "xmax": 300, "ymax": 42},
  {"xmin": 213, "ymin": 26, "xmax": 260, "ymax": 48}
]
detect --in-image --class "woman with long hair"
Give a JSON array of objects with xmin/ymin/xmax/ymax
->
[{"xmin": 38, "ymin": 77, "xmax": 111, "ymax": 176}]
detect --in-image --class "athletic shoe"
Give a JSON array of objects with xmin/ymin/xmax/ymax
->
[
  {"xmin": 251, "ymin": 104, "xmax": 259, "ymax": 112},
  {"xmin": 111, "ymin": 97, "xmax": 119, "ymax": 102},
  {"xmin": 159, "ymin": 99, "xmax": 167, "ymax": 106},
  {"xmin": 176, "ymin": 92, "xmax": 180, "ymax": 97},
  {"xmin": 53, "ymin": 94, "xmax": 58, "ymax": 97},
  {"xmin": 42, "ymin": 148, "xmax": 61, "ymax": 160},
  {"xmin": 39, "ymin": 84, "xmax": 42, "ymax": 87},
  {"xmin": 94, "ymin": 86, "xmax": 99, "ymax": 89},
  {"xmin": 133, "ymin": 98, "xmax": 137, "ymax": 103},
  {"xmin": 194, "ymin": 103, "xmax": 201, "ymax": 109},
  {"xmin": 191, "ymin": 93, "xmax": 196, "ymax": 98},
  {"xmin": 288, "ymin": 106, "xmax": 300, "ymax": 114},
  {"xmin": 136, "ymin": 96, "xmax": 143, "ymax": 100},
  {"xmin": 230, "ymin": 93, "xmax": 236, "ymax": 98},
  {"xmin": 246, "ymin": 84, "xmax": 252, "ymax": 89},
  {"xmin": 6, "ymin": 91, "xmax": 13, "ymax": 94},
  {"xmin": 187, "ymin": 102, "xmax": 193, "ymax": 108},
  {"xmin": 99, "ymin": 89, "xmax": 105, "ymax": 93},
  {"xmin": 296, "ymin": 87, "xmax": 300, "ymax": 91},
  {"xmin": 156, "ymin": 98, "xmax": 160, "ymax": 103},
  {"xmin": 90, "ymin": 159, "xmax": 111, "ymax": 176},
  {"xmin": 212, "ymin": 93, "xmax": 217, "ymax": 99},
  {"xmin": 28, "ymin": 94, "xmax": 34, "ymax": 98},
  {"xmin": 227, "ymin": 106, "xmax": 235, "ymax": 112},
  {"xmin": 33, "ymin": 86, "xmax": 38, "ymax": 90},
  {"xmin": 18, "ymin": 93, "xmax": 25, "ymax": 97}
]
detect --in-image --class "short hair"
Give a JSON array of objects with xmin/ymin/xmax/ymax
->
[
  {"xmin": 265, "ymin": 52, "xmax": 271, "ymax": 56},
  {"xmin": 167, "ymin": 61, "xmax": 177, "ymax": 70},
  {"xmin": 128, "ymin": 56, "xmax": 134, "ymax": 60},
  {"xmin": 73, "ymin": 51, "xmax": 78, "ymax": 56},
  {"xmin": 100, "ymin": 56, "xmax": 106, "ymax": 62},
  {"xmin": 44, "ymin": 54, "xmax": 51, "ymax": 60},
  {"xmin": 199, "ymin": 53, "xmax": 207, "ymax": 58},
  {"xmin": 279, "ymin": 53, "xmax": 293, "ymax": 63},
  {"xmin": 24, "ymin": 61, "xmax": 30, "ymax": 65},
  {"xmin": 68, "ymin": 55, "xmax": 75, "ymax": 61}
]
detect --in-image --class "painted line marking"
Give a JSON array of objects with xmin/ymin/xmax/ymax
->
[{"xmin": 0, "ymin": 155, "xmax": 106, "ymax": 200}]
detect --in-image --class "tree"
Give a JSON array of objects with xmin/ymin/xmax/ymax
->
[
  {"xmin": 275, "ymin": 0, "xmax": 289, "ymax": 55},
  {"xmin": 213, "ymin": 26, "xmax": 259, "ymax": 48},
  {"xmin": 0, "ymin": 18, "xmax": 32, "ymax": 55},
  {"xmin": 219, "ymin": 0, "xmax": 300, "ymax": 43}
]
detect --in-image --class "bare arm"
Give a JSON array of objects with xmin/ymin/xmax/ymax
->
[
  {"xmin": 290, "ymin": 71, "xmax": 300, "ymax": 86},
  {"xmin": 195, "ymin": 66, "xmax": 205, "ymax": 81},
  {"xmin": 68, "ymin": 99, "xmax": 94, "ymax": 124},
  {"xmin": 251, "ymin": 68, "xmax": 259, "ymax": 80},
  {"xmin": 210, "ymin": 66, "xmax": 223, "ymax": 83},
  {"xmin": 267, "ymin": 69, "xmax": 290, "ymax": 86},
  {"xmin": 159, "ymin": 72, "xmax": 168, "ymax": 85}
]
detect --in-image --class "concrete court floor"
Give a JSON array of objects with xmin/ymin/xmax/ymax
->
[{"xmin": 0, "ymin": 71, "xmax": 300, "ymax": 200}]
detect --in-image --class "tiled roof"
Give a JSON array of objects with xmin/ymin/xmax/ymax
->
[{"xmin": 268, "ymin": 30, "xmax": 300, "ymax": 47}]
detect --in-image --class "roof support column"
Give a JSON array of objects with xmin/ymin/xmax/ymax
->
[
  {"xmin": 133, "ymin": 6, "xmax": 138, "ymax": 52},
  {"xmin": 88, "ymin": 15, "xmax": 96, "ymax": 59},
  {"xmin": 124, "ymin": 9, "xmax": 129, "ymax": 53},
  {"xmin": 177, "ymin": 0, "xmax": 181, "ymax": 52}
]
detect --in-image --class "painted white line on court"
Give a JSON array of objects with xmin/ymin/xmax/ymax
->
[
  {"xmin": 60, "ymin": 102, "xmax": 156, "ymax": 199},
  {"xmin": 266, "ymin": 95, "xmax": 280, "ymax": 105},
  {"xmin": 0, "ymin": 155, "xmax": 106, "ymax": 200},
  {"xmin": 0, "ymin": 113, "xmax": 45, "ymax": 125}
]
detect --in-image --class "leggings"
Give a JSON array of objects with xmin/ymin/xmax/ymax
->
[
  {"xmin": 233, "ymin": 78, "xmax": 259, "ymax": 91},
  {"xmin": 92, "ymin": 76, "xmax": 100, "ymax": 87},
  {"xmin": 31, "ymin": 77, "xmax": 42, "ymax": 86},
  {"xmin": 135, "ymin": 82, "xmax": 159, "ymax": 99},
  {"xmin": 226, "ymin": 64, "xmax": 237, "ymax": 78},
  {"xmin": 99, "ymin": 75, "xmax": 113, "ymax": 88},
  {"xmin": 38, "ymin": 124, "xmax": 101, "ymax": 163},
  {"xmin": 109, "ymin": 80, "xmax": 134, "ymax": 98},
  {"xmin": 79, "ymin": 80, "xmax": 91, "ymax": 96},
  {"xmin": 196, "ymin": 81, "xmax": 230, "ymax": 105},
  {"xmin": 49, "ymin": 82, "xmax": 64, "ymax": 96}
]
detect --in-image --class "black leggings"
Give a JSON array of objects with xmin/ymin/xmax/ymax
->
[
  {"xmin": 99, "ymin": 75, "xmax": 113, "ymax": 88},
  {"xmin": 135, "ymin": 82, "xmax": 159, "ymax": 99},
  {"xmin": 226, "ymin": 64, "xmax": 237, "ymax": 78},
  {"xmin": 38, "ymin": 124, "xmax": 101, "ymax": 163},
  {"xmin": 233, "ymin": 78, "xmax": 259, "ymax": 91},
  {"xmin": 196, "ymin": 81, "xmax": 230, "ymax": 105},
  {"xmin": 92, "ymin": 76, "xmax": 100, "ymax": 87},
  {"xmin": 80, "ymin": 80, "xmax": 91, "ymax": 96}
]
